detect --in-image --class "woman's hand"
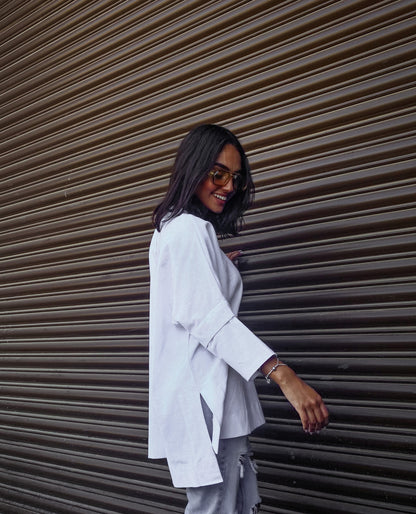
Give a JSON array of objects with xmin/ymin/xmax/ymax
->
[
  {"xmin": 261, "ymin": 357, "xmax": 329, "ymax": 434},
  {"xmin": 226, "ymin": 250, "xmax": 242, "ymax": 262}
]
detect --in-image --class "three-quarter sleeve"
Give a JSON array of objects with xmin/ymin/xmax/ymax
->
[
  {"xmin": 207, "ymin": 316, "xmax": 274, "ymax": 381},
  {"xmin": 163, "ymin": 215, "xmax": 273, "ymax": 380}
]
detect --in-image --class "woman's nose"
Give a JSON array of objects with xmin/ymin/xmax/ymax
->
[{"xmin": 222, "ymin": 178, "xmax": 234, "ymax": 193}]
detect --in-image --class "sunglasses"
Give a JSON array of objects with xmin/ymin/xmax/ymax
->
[{"xmin": 208, "ymin": 168, "xmax": 246, "ymax": 191}]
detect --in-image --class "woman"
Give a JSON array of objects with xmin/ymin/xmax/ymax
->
[{"xmin": 148, "ymin": 124, "xmax": 329, "ymax": 513}]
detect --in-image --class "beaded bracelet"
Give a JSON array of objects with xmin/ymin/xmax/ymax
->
[{"xmin": 264, "ymin": 354, "xmax": 287, "ymax": 384}]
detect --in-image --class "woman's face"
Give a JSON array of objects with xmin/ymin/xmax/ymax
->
[{"xmin": 195, "ymin": 144, "xmax": 242, "ymax": 214}]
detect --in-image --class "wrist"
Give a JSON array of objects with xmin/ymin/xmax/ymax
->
[
  {"xmin": 261, "ymin": 353, "xmax": 288, "ymax": 384},
  {"xmin": 269, "ymin": 362, "xmax": 293, "ymax": 386}
]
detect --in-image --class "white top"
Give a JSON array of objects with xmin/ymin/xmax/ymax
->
[{"xmin": 148, "ymin": 213, "xmax": 274, "ymax": 488}]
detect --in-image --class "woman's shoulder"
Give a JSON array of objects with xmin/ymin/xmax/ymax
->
[
  {"xmin": 162, "ymin": 212, "xmax": 213, "ymax": 236},
  {"xmin": 159, "ymin": 214, "xmax": 218, "ymax": 254}
]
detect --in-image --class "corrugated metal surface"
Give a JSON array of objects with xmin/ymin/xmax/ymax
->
[{"xmin": 0, "ymin": 0, "xmax": 415, "ymax": 513}]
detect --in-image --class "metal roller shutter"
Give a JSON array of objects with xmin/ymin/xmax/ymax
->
[{"xmin": 0, "ymin": 0, "xmax": 415, "ymax": 513}]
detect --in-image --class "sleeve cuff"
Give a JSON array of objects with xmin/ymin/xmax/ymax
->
[
  {"xmin": 191, "ymin": 299, "xmax": 235, "ymax": 347},
  {"xmin": 207, "ymin": 317, "xmax": 275, "ymax": 381}
]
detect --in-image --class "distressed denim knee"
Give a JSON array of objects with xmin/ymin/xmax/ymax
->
[{"xmin": 185, "ymin": 436, "xmax": 261, "ymax": 513}]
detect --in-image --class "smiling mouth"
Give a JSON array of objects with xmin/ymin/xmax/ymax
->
[{"xmin": 213, "ymin": 193, "xmax": 227, "ymax": 201}]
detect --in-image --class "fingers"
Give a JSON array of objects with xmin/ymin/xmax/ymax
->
[
  {"xmin": 320, "ymin": 403, "xmax": 330, "ymax": 428},
  {"xmin": 301, "ymin": 400, "xmax": 329, "ymax": 435},
  {"xmin": 226, "ymin": 250, "xmax": 242, "ymax": 262}
]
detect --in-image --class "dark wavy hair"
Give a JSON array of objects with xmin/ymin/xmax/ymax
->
[{"xmin": 152, "ymin": 124, "xmax": 254, "ymax": 236}]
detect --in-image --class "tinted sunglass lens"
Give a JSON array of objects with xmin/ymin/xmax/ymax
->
[
  {"xmin": 212, "ymin": 170, "xmax": 244, "ymax": 189},
  {"xmin": 233, "ymin": 175, "xmax": 242, "ymax": 189}
]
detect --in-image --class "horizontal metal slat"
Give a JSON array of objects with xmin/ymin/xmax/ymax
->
[
  {"xmin": 253, "ymin": 332, "xmax": 416, "ymax": 352},
  {"xmin": 0, "ymin": 468, "xmax": 182, "ymax": 514},
  {"xmin": 0, "ymin": 273, "xmax": 148, "ymax": 299},
  {"xmin": 254, "ymin": 421, "xmax": 416, "ymax": 455},
  {"xmin": 261, "ymin": 400, "xmax": 416, "ymax": 430},
  {"xmin": 255, "ymin": 444, "xmax": 416, "ymax": 483},
  {"xmin": 0, "ymin": 411, "xmax": 143, "ymax": 439},
  {"xmin": 0, "ymin": 7, "xmax": 412, "ymax": 172},
  {"xmin": 258, "ymin": 474, "xmax": 416, "ymax": 514}
]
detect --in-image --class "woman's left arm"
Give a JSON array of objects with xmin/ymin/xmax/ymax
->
[
  {"xmin": 261, "ymin": 356, "xmax": 329, "ymax": 434},
  {"xmin": 165, "ymin": 217, "xmax": 274, "ymax": 380}
]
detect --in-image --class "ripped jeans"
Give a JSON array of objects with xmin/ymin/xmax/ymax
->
[{"xmin": 185, "ymin": 402, "xmax": 262, "ymax": 514}]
